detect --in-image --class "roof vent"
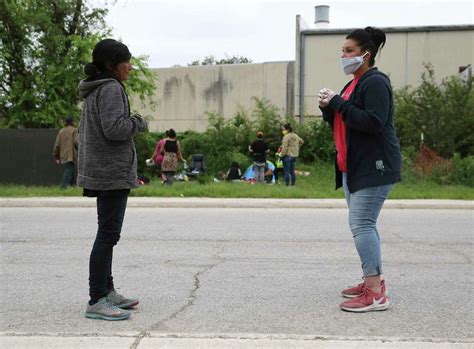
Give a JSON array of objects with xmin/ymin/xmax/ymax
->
[{"xmin": 315, "ymin": 5, "xmax": 329, "ymax": 28}]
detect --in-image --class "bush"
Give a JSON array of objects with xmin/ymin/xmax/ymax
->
[
  {"xmin": 401, "ymin": 145, "xmax": 473, "ymax": 187},
  {"xmin": 449, "ymin": 154, "xmax": 474, "ymax": 187},
  {"xmin": 394, "ymin": 65, "xmax": 474, "ymax": 158},
  {"xmin": 295, "ymin": 118, "xmax": 334, "ymax": 163},
  {"xmin": 133, "ymin": 132, "xmax": 156, "ymax": 175}
]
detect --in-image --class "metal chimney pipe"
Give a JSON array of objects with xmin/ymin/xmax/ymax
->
[{"xmin": 315, "ymin": 5, "xmax": 329, "ymax": 28}]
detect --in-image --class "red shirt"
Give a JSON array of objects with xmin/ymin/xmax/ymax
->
[
  {"xmin": 333, "ymin": 78, "xmax": 359, "ymax": 173},
  {"xmin": 153, "ymin": 139, "xmax": 165, "ymax": 164}
]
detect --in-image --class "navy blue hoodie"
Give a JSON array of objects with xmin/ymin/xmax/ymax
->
[{"xmin": 321, "ymin": 68, "xmax": 402, "ymax": 193}]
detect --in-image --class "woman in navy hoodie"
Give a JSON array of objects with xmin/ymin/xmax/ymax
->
[{"xmin": 319, "ymin": 27, "xmax": 401, "ymax": 313}]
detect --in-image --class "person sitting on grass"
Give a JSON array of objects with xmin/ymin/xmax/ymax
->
[{"xmin": 223, "ymin": 161, "xmax": 242, "ymax": 181}]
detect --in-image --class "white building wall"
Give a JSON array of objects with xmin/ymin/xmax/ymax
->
[
  {"xmin": 297, "ymin": 27, "xmax": 474, "ymax": 117},
  {"xmin": 131, "ymin": 62, "xmax": 294, "ymax": 132}
]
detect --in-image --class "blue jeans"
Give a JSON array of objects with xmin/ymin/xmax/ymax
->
[
  {"xmin": 342, "ymin": 173, "xmax": 393, "ymax": 277},
  {"xmin": 253, "ymin": 162, "xmax": 265, "ymax": 183},
  {"xmin": 61, "ymin": 162, "xmax": 74, "ymax": 188},
  {"xmin": 282, "ymin": 156, "xmax": 297, "ymax": 186}
]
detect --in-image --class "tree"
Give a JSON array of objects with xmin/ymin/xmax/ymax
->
[
  {"xmin": 188, "ymin": 55, "xmax": 252, "ymax": 66},
  {"xmin": 0, "ymin": 0, "xmax": 156, "ymax": 128}
]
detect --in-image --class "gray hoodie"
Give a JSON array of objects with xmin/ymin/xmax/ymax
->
[{"xmin": 77, "ymin": 78, "xmax": 147, "ymax": 190}]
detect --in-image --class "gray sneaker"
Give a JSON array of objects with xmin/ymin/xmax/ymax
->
[
  {"xmin": 107, "ymin": 290, "xmax": 139, "ymax": 309},
  {"xmin": 85, "ymin": 297, "xmax": 131, "ymax": 321}
]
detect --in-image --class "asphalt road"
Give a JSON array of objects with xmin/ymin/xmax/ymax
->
[{"xmin": 1, "ymin": 204, "xmax": 473, "ymax": 346}]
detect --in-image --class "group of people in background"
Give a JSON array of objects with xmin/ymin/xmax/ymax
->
[
  {"xmin": 147, "ymin": 122, "xmax": 304, "ymax": 187},
  {"xmin": 248, "ymin": 123, "xmax": 304, "ymax": 186},
  {"xmin": 72, "ymin": 24, "xmax": 401, "ymax": 321}
]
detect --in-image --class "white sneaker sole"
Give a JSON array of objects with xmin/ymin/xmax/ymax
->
[
  {"xmin": 116, "ymin": 300, "xmax": 139, "ymax": 309},
  {"xmin": 341, "ymin": 293, "xmax": 359, "ymax": 299},
  {"xmin": 340, "ymin": 300, "xmax": 390, "ymax": 313}
]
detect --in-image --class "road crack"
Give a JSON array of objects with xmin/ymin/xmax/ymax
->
[{"xmin": 146, "ymin": 244, "xmax": 226, "ymax": 333}]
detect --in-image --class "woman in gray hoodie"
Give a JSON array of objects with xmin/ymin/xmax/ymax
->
[{"xmin": 78, "ymin": 39, "xmax": 147, "ymax": 321}]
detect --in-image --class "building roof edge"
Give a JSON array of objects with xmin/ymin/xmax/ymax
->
[{"xmin": 301, "ymin": 24, "xmax": 474, "ymax": 35}]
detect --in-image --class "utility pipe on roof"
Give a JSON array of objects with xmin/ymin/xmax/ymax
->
[{"xmin": 298, "ymin": 31, "xmax": 305, "ymax": 124}]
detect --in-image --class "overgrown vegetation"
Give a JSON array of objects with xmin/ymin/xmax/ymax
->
[
  {"xmin": 393, "ymin": 65, "xmax": 473, "ymax": 187},
  {"xmin": 394, "ymin": 65, "xmax": 473, "ymax": 158}
]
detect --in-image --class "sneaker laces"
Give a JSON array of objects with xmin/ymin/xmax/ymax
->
[
  {"xmin": 361, "ymin": 285, "xmax": 385, "ymax": 302},
  {"xmin": 351, "ymin": 285, "xmax": 372, "ymax": 303},
  {"xmin": 100, "ymin": 297, "xmax": 120, "ymax": 310}
]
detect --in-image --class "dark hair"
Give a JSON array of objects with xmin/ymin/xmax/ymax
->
[
  {"xmin": 283, "ymin": 123, "xmax": 292, "ymax": 132},
  {"xmin": 65, "ymin": 116, "xmax": 74, "ymax": 126},
  {"xmin": 231, "ymin": 161, "xmax": 240, "ymax": 168},
  {"xmin": 168, "ymin": 128, "xmax": 176, "ymax": 138},
  {"xmin": 84, "ymin": 39, "xmax": 132, "ymax": 77},
  {"xmin": 165, "ymin": 130, "xmax": 170, "ymax": 137},
  {"xmin": 346, "ymin": 27, "xmax": 386, "ymax": 67}
]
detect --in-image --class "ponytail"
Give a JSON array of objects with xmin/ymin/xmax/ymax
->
[{"xmin": 346, "ymin": 26, "xmax": 386, "ymax": 66}]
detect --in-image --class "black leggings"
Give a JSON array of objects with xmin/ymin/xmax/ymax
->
[{"xmin": 89, "ymin": 190, "xmax": 129, "ymax": 302}]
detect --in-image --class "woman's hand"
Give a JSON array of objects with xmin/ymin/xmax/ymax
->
[{"xmin": 318, "ymin": 88, "xmax": 337, "ymax": 107}]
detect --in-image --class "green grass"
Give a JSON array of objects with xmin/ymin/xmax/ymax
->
[
  {"xmin": 0, "ymin": 185, "xmax": 83, "ymax": 197},
  {"xmin": 1, "ymin": 163, "xmax": 473, "ymax": 199}
]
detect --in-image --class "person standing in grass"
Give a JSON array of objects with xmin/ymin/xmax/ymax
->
[
  {"xmin": 159, "ymin": 128, "xmax": 184, "ymax": 185},
  {"xmin": 53, "ymin": 116, "xmax": 78, "ymax": 189},
  {"xmin": 150, "ymin": 130, "xmax": 169, "ymax": 182},
  {"xmin": 319, "ymin": 27, "xmax": 401, "ymax": 312},
  {"xmin": 249, "ymin": 131, "xmax": 269, "ymax": 184},
  {"xmin": 280, "ymin": 123, "xmax": 304, "ymax": 187},
  {"xmin": 78, "ymin": 39, "xmax": 147, "ymax": 321},
  {"xmin": 274, "ymin": 146, "xmax": 284, "ymax": 184}
]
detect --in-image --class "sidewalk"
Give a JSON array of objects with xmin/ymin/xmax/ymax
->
[
  {"xmin": 1, "ymin": 332, "xmax": 472, "ymax": 348},
  {"xmin": 1, "ymin": 197, "xmax": 473, "ymax": 209}
]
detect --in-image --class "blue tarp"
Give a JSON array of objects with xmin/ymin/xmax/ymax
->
[{"xmin": 242, "ymin": 161, "xmax": 275, "ymax": 183}]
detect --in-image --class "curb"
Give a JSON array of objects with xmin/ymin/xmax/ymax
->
[
  {"xmin": 0, "ymin": 197, "xmax": 472, "ymax": 209},
  {"xmin": 1, "ymin": 332, "xmax": 473, "ymax": 349}
]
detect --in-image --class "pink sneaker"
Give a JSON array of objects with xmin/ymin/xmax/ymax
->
[
  {"xmin": 340, "ymin": 285, "xmax": 389, "ymax": 312},
  {"xmin": 341, "ymin": 279, "xmax": 386, "ymax": 298}
]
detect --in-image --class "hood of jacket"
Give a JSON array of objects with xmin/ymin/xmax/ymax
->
[{"xmin": 78, "ymin": 78, "xmax": 117, "ymax": 98}]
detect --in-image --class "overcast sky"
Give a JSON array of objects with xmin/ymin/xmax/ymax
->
[{"xmin": 99, "ymin": 0, "xmax": 473, "ymax": 68}]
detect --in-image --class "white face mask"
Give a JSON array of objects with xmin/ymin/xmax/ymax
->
[{"xmin": 341, "ymin": 52, "xmax": 369, "ymax": 75}]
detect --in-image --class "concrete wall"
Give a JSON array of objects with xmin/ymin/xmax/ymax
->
[
  {"xmin": 132, "ymin": 62, "xmax": 294, "ymax": 132},
  {"xmin": 296, "ymin": 26, "xmax": 474, "ymax": 117}
]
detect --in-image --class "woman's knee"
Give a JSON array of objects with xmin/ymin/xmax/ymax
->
[
  {"xmin": 95, "ymin": 231, "xmax": 121, "ymax": 246},
  {"xmin": 349, "ymin": 222, "xmax": 377, "ymax": 238}
]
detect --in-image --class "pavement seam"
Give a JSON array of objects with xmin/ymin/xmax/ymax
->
[
  {"xmin": 144, "ymin": 332, "xmax": 474, "ymax": 343},
  {"xmin": 2, "ymin": 332, "xmax": 473, "ymax": 344},
  {"xmin": 130, "ymin": 331, "xmax": 149, "ymax": 349}
]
